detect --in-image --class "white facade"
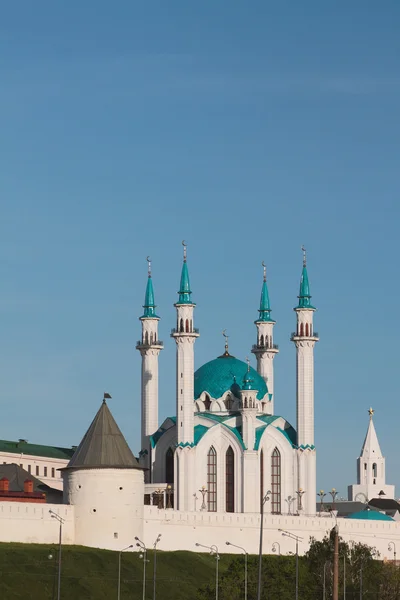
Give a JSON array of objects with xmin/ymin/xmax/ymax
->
[{"xmin": 0, "ymin": 449, "xmax": 69, "ymax": 490}]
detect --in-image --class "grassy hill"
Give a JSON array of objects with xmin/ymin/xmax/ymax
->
[{"xmin": 0, "ymin": 542, "xmax": 228, "ymax": 600}]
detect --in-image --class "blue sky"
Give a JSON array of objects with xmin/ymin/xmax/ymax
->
[{"xmin": 1, "ymin": 2, "xmax": 399, "ymax": 499}]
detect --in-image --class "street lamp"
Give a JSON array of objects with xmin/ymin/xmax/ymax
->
[
  {"xmin": 199, "ymin": 486, "xmax": 208, "ymax": 511},
  {"xmin": 117, "ymin": 544, "xmax": 133, "ymax": 600},
  {"xmin": 226, "ymin": 542, "xmax": 248, "ymax": 600},
  {"xmin": 166, "ymin": 485, "xmax": 173, "ymax": 509},
  {"xmin": 329, "ymin": 488, "xmax": 339, "ymax": 510},
  {"xmin": 257, "ymin": 490, "xmax": 272, "ymax": 600},
  {"xmin": 388, "ymin": 541, "xmax": 397, "ymax": 564},
  {"xmin": 279, "ymin": 529, "xmax": 303, "ymax": 600},
  {"xmin": 49, "ymin": 510, "xmax": 64, "ymax": 600},
  {"xmin": 196, "ymin": 543, "xmax": 220, "ymax": 600},
  {"xmin": 295, "ymin": 489, "xmax": 305, "ymax": 512},
  {"xmin": 318, "ymin": 490, "xmax": 327, "ymax": 514},
  {"xmin": 135, "ymin": 536, "xmax": 148, "ymax": 600},
  {"xmin": 271, "ymin": 542, "xmax": 281, "ymax": 555},
  {"xmin": 153, "ymin": 534, "xmax": 162, "ymax": 600}
]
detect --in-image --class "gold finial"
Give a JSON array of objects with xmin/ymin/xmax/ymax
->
[
  {"xmin": 262, "ymin": 261, "xmax": 266, "ymax": 283},
  {"xmin": 146, "ymin": 255, "xmax": 151, "ymax": 277},
  {"xmin": 245, "ymin": 356, "xmax": 250, "ymax": 372},
  {"xmin": 301, "ymin": 245, "xmax": 307, "ymax": 267},
  {"xmin": 182, "ymin": 240, "xmax": 187, "ymax": 262},
  {"xmin": 368, "ymin": 407, "xmax": 374, "ymax": 419},
  {"xmin": 222, "ymin": 329, "xmax": 229, "ymax": 354}
]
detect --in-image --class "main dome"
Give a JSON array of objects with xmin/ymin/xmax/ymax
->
[{"xmin": 194, "ymin": 355, "xmax": 268, "ymax": 401}]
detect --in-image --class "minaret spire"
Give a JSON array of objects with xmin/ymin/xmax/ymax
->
[
  {"xmin": 291, "ymin": 247, "xmax": 319, "ymax": 515},
  {"xmin": 136, "ymin": 257, "xmax": 163, "ymax": 480},
  {"xmin": 251, "ymin": 261, "xmax": 278, "ymax": 414},
  {"xmin": 171, "ymin": 241, "xmax": 200, "ymax": 510}
]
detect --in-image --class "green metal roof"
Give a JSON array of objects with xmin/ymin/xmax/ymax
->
[
  {"xmin": 257, "ymin": 280, "xmax": 274, "ymax": 322},
  {"xmin": 0, "ymin": 439, "xmax": 75, "ymax": 460},
  {"xmin": 254, "ymin": 416, "xmax": 297, "ymax": 450},
  {"xmin": 141, "ymin": 275, "xmax": 159, "ymax": 319},
  {"xmin": 194, "ymin": 355, "xmax": 268, "ymax": 401},
  {"xmin": 348, "ymin": 509, "xmax": 394, "ymax": 521},
  {"xmin": 177, "ymin": 260, "xmax": 193, "ymax": 304},
  {"xmin": 297, "ymin": 265, "xmax": 316, "ymax": 309}
]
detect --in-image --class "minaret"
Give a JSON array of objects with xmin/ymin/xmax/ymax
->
[
  {"xmin": 251, "ymin": 262, "xmax": 279, "ymax": 413},
  {"xmin": 171, "ymin": 242, "xmax": 199, "ymax": 446},
  {"xmin": 348, "ymin": 408, "xmax": 395, "ymax": 501},
  {"xmin": 291, "ymin": 247, "xmax": 319, "ymax": 515},
  {"xmin": 171, "ymin": 242, "xmax": 199, "ymax": 510},
  {"xmin": 240, "ymin": 358, "xmax": 260, "ymax": 513},
  {"xmin": 136, "ymin": 258, "xmax": 163, "ymax": 477}
]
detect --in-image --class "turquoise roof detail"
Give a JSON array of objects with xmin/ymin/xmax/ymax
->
[
  {"xmin": 297, "ymin": 265, "xmax": 316, "ymax": 309},
  {"xmin": 257, "ymin": 280, "xmax": 273, "ymax": 322},
  {"xmin": 141, "ymin": 275, "xmax": 159, "ymax": 318},
  {"xmin": 194, "ymin": 355, "xmax": 268, "ymax": 401},
  {"xmin": 253, "ymin": 416, "xmax": 297, "ymax": 450},
  {"xmin": 177, "ymin": 260, "xmax": 193, "ymax": 304},
  {"xmin": 198, "ymin": 414, "xmax": 246, "ymax": 450},
  {"xmin": 348, "ymin": 509, "xmax": 394, "ymax": 521},
  {"xmin": 242, "ymin": 368, "xmax": 255, "ymax": 391}
]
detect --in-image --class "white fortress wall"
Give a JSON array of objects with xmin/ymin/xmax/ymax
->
[{"xmin": 0, "ymin": 502, "xmax": 75, "ymax": 545}]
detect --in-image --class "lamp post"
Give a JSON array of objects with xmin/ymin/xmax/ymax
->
[
  {"xmin": 279, "ymin": 529, "xmax": 303, "ymax": 600},
  {"xmin": 329, "ymin": 488, "xmax": 339, "ymax": 510},
  {"xmin": 135, "ymin": 537, "xmax": 148, "ymax": 600},
  {"xmin": 388, "ymin": 542, "xmax": 397, "ymax": 564},
  {"xmin": 226, "ymin": 542, "xmax": 248, "ymax": 600},
  {"xmin": 117, "ymin": 545, "xmax": 133, "ymax": 600},
  {"xmin": 49, "ymin": 510, "xmax": 64, "ymax": 600},
  {"xmin": 271, "ymin": 542, "xmax": 281, "ymax": 555},
  {"xmin": 196, "ymin": 543, "xmax": 219, "ymax": 600},
  {"xmin": 295, "ymin": 489, "xmax": 305, "ymax": 512},
  {"xmin": 343, "ymin": 554, "xmax": 346, "ymax": 600},
  {"xmin": 153, "ymin": 488, "xmax": 164, "ymax": 509},
  {"xmin": 153, "ymin": 534, "xmax": 162, "ymax": 600},
  {"xmin": 257, "ymin": 490, "xmax": 271, "ymax": 600},
  {"xmin": 199, "ymin": 486, "xmax": 208, "ymax": 511},
  {"xmin": 285, "ymin": 495, "xmax": 296, "ymax": 515},
  {"xmin": 318, "ymin": 490, "xmax": 327, "ymax": 514},
  {"xmin": 166, "ymin": 485, "xmax": 173, "ymax": 509}
]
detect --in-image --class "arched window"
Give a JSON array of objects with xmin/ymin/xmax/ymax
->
[
  {"xmin": 150, "ymin": 332, "xmax": 153, "ymax": 344},
  {"xmin": 271, "ymin": 448, "xmax": 281, "ymax": 514},
  {"xmin": 373, "ymin": 463, "xmax": 377, "ymax": 478},
  {"xmin": 300, "ymin": 323, "xmax": 304, "ymax": 336},
  {"xmin": 204, "ymin": 395, "xmax": 211, "ymax": 411},
  {"xmin": 165, "ymin": 448, "xmax": 174, "ymax": 484},
  {"xmin": 226, "ymin": 447, "xmax": 234, "ymax": 513},
  {"xmin": 260, "ymin": 449, "xmax": 264, "ymax": 510},
  {"xmin": 225, "ymin": 395, "xmax": 232, "ymax": 410},
  {"xmin": 180, "ymin": 318, "xmax": 184, "ymax": 332},
  {"xmin": 145, "ymin": 331, "xmax": 149, "ymax": 345},
  {"xmin": 305, "ymin": 323, "xmax": 309, "ymax": 337},
  {"xmin": 207, "ymin": 447, "xmax": 217, "ymax": 512},
  {"xmin": 185, "ymin": 319, "xmax": 189, "ymax": 333},
  {"xmin": 260, "ymin": 334, "xmax": 264, "ymax": 347}
]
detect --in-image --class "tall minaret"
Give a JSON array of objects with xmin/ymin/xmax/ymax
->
[
  {"xmin": 136, "ymin": 258, "xmax": 163, "ymax": 478},
  {"xmin": 171, "ymin": 242, "xmax": 199, "ymax": 445},
  {"xmin": 171, "ymin": 242, "xmax": 199, "ymax": 511},
  {"xmin": 348, "ymin": 408, "xmax": 395, "ymax": 501},
  {"xmin": 291, "ymin": 247, "xmax": 319, "ymax": 514},
  {"xmin": 251, "ymin": 262, "xmax": 279, "ymax": 414}
]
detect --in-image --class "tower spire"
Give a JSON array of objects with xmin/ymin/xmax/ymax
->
[
  {"xmin": 257, "ymin": 261, "xmax": 273, "ymax": 322},
  {"xmin": 178, "ymin": 240, "xmax": 192, "ymax": 304},
  {"xmin": 142, "ymin": 256, "xmax": 159, "ymax": 318},
  {"xmin": 297, "ymin": 245, "xmax": 315, "ymax": 309}
]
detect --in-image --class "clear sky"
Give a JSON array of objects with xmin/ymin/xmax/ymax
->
[{"xmin": 1, "ymin": 2, "xmax": 399, "ymax": 500}]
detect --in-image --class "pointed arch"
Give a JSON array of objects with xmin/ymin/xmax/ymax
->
[
  {"xmin": 300, "ymin": 323, "xmax": 304, "ymax": 336},
  {"xmin": 145, "ymin": 331, "xmax": 149, "ymax": 345},
  {"xmin": 179, "ymin": 318, "xmax": 184, "ymax": 333},
  {"xmin": 207, "ymin": 446, "xmax": 217, "ymax": 512},
  {"xmin": 185, "ymin": 319, "xmax": 189, "ymax": 333},
  {"xmin": 305, "ymin": 323, "xmax": 309, "ymax": 336},
  {"xmin": 372, "ymin": 463, "xmax": 377, "ymax": 478},
  {"xmin": 260, "ymin": 334, "xmax": 264, "ymax": 347},
  {"xmin": 204, "ymin": 395, "xmax": 211, "ymax": 411},
  {"xmin": 225, "ymin": 395, "xmax": 233, "ymax": 410},
  {"xmin": 225, "ymin": 446, "xmax": 234, "ymax": 512},
  {"xmin": 165, "ymin": 447, "xmax": 174, "ymax": 484},
  {"xmin": 271, "ymin": 447, "xmax": 281, "ymax": 514}
]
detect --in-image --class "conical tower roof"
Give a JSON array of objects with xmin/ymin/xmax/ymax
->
[
  {"xmin": 177, "ymin": 242, "xmax": 193, "ymax": 304},
  {"xmin": 360, "ymin": 408, "xmax": 383, "ymax": 459},
  {"xmin": 65, "ymin": 399, "xmax": 142, "ymax": 470},
  {"xmin": 256, "ymin": 263, "xmax": 274, "ymax": 322},
  {"xmin": 141, "ymin": 263, "xmax": 159, "ymax": 319},
  {"xmin": 296, "ymin": 249, "xmax": 316, "ymax": 309}
]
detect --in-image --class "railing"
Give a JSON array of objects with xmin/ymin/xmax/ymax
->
[
  {"xmin": 136, "ymin": 340, "xmax": 164, "ymax": 347},
  {"xmin": 291, "ymin": 331, "xmax": 319, "ymax": 339},
  {"xmin": 251, "ymin": 343, "xmax": 279, "ymax": 351},
  {"xmin": 171, "ymin": 328, "xmax": 200, "ymax": 335}
]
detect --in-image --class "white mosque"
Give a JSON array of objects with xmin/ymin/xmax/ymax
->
[
  {"xmin": 0, "ymin": 244, "xmax": 398, "ymax": 558},
  {"xmin": 137, "ymin": 244, "xmax": 317, "ymax": 516}
]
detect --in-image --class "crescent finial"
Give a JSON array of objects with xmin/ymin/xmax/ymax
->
[
  {"xmin": 301, "ymin": 245, "xmax": 307, "ymax": 267},
  {"xmin": 146, "ymin": 256, "xmax": 151, "ymax": 277},
  {"xmin": 222, "ymin": 329, "xmax": 229, "ymax": 354},
  {"xmin": 182, "ymin": 240, "xmax": 187, "ymax": 262},
  {"xmin": 261, "ymin": 261, "xmax": 266, "ymax": 282}
]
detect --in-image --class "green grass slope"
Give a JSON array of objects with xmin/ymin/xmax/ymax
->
[{"xmin": 0, "ymin": 543, "xmax": 227, "ymax": 600}]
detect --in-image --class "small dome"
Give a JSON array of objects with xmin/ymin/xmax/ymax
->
[
  {"xmin": 194, "ymin": 355, "xmax": 268, "ymax": 401},
  {"xmin": 348, "ymin": 509, "xmax": 394, "ymax": 521}
]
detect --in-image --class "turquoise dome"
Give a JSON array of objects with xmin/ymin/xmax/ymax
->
[
  {"xmin": 348, "ymin": 509, "xmax": 394, "ymax": 521},
  {"xmin": 194, "ymin": 355, "xmax": 268, "ymax": 401}
]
